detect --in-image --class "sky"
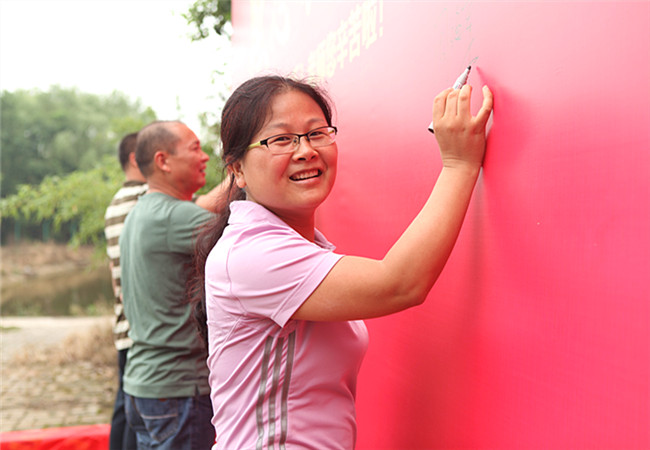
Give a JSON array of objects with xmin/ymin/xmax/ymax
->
[{"xmin": 0, "ymin": 0, "xmax": 231, "ymax": 135}]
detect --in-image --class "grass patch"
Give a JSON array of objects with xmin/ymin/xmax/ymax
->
[{"xmin": 11, "ymin": 321, "xmax": 115, "ymax": 367}]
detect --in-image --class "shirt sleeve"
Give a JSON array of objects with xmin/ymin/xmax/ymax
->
[
  {"xmin": 167, "ymin": 200, "xmax": 215, "ymax": 254},
  {"xmin": 226, "ymin": 222, "xmax": 343, "ymax": 327}
]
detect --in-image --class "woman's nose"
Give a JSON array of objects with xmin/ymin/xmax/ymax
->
[{"xmin": 292, "ymin": 137, "xmax": 318, "ymax": 160}]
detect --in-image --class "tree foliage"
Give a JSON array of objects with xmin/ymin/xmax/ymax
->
[
  {"xmin": 1, "ymin": 156, "xmax": 123, "ymax": 246},
  {"xmin": 0, "ymin": 86, "xmax": 156, "ymax": 245},
  {"xmin": 1, "ymin": 86, "xmax": 156, "ymax": 198},
  {"xmin": 1, "ymin": 149, "xmax": 226, "ymax": 247},
  {"xmin": 183, "ymin": 0, "xmax": 232, "ymax": 40},
  {"xmin": 0, "ymin": 4, "xmax": 233, "ymax": 247},
  {"xmin": 182, "ymin": 0, "xmax": 232, "ymax": 159}
]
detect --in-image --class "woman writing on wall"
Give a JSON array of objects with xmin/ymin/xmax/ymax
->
[{"xmin": 189, "ymin": 75, "xmax": 493, "ymax": 449}]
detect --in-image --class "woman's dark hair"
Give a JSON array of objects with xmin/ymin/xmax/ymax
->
[{"xmin": 188, "ymin": 75, "xmax": 335, "ymax": 346}]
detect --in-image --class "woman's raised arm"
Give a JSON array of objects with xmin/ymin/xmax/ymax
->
[{"xmin": 293, "ymin": 84, "xmax": 493, "ymax": 321}]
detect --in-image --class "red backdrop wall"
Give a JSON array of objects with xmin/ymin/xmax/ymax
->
[{"xmin": 230, "ymin": 2, "xmax": 649, "ymax": 448}]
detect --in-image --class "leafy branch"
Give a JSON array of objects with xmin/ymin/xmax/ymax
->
[
  {"xmin": 183, "ymin": 0, "xmax": 232, "ymax": 40},
  {"xmin": 1, "ymin": 156, "xmax": 123, "ymax": 247}
]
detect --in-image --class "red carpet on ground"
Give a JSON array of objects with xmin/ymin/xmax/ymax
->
[{"xmin": 0, "ymin": 424, "xmax": 109, "ymax": 450}]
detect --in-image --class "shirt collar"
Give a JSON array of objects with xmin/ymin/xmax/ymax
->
[{"xmin": 228, "ymin": 200, "xmax": 336, "ymax": 250}]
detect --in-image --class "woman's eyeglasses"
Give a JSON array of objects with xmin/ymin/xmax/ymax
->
[{"xmin": 247, "ymin": 126, "xmax": 338, "ymax": 155}]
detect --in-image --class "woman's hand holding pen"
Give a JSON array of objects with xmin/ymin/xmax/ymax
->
[{"xmin": 431, "ymin": 84, "xmax": 493, "ymax": 173}]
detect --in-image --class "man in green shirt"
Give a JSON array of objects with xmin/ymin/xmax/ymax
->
[{"xmin": 120, "ymin": 120, "xmax": 227, "ymax": 449}]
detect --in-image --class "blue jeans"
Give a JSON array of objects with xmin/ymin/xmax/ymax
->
[
  {"xmin": 125, "ymin": 393, "xmax": 215, "ymax": 450},
  {"xmin": 110, "ymin": 349, "xmax": 137, "ymax": 450}
]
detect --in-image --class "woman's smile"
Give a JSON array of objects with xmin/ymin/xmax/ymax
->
[{"xmin": 290, "ymin": 168, "xmax": 322, "ymax": 181}]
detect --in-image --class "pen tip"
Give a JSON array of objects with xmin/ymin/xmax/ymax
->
[{"xmin": 468, "ymin": 65, "xmax": 472, "ymax": 70}]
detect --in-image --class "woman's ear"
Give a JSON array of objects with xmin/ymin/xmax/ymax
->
[{"xmin": 230, "ymin": 161, "xmax": 247, "ymax": 189}]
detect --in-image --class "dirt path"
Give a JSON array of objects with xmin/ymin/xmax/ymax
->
[{"xmin": 0, "ymin": 316, "xmax": 117, "ymax": 433}]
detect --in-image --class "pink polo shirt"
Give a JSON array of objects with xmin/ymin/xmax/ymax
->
[{"xmin": 205, "ymin": 201, "xmax": 369, "ymax": 449}]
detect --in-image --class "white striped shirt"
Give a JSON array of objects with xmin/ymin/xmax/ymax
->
[{"xmin": 104, "ymin": 180, "xmax": 147, "ymax": 350}]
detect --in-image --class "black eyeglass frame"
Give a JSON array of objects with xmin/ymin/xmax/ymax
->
[{"xmin": 246, "ymin": 126, "xmax": 338, "ymax": 152}]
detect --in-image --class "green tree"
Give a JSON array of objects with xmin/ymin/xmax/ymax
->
[
  {"xmin": 1, "ymin": 86, "xmax": 156, "ymax": 246},
  {"xmin": 1, "ymin": 141, "xmax": 227, "ymax": 248},
  {"xmin": 182, "ymin": 0, "xmax": 233, "ymax": 159},
  {"xmin": 184, "ymin": 0, "xmax": 231, "ymax": 40},
  {"xmin": 1, "ymin": 86, "xmax": 156, "ymax": 198},
  {"xmin": 1, "ymin": 155, "xmax": 123, "ymax": 247}
]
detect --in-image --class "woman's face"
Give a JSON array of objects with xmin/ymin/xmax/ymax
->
[{"xmin": 231, "ymin": 89, "xmax": 337, "ymax": 224}]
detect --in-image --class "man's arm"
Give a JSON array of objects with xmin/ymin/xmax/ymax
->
[{"xmin": 194, "ymin": 177, "xmax": 233, "ymax": 213}]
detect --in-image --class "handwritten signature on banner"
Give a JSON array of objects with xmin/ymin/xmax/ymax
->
[{"xmin": 293, "ymin": 0, "xmax": 384, "ymax": 78}]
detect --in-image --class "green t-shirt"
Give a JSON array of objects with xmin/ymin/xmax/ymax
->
[{"xmin": 120, "ymin": 192, "xmax": 214, "ymax": 398}]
